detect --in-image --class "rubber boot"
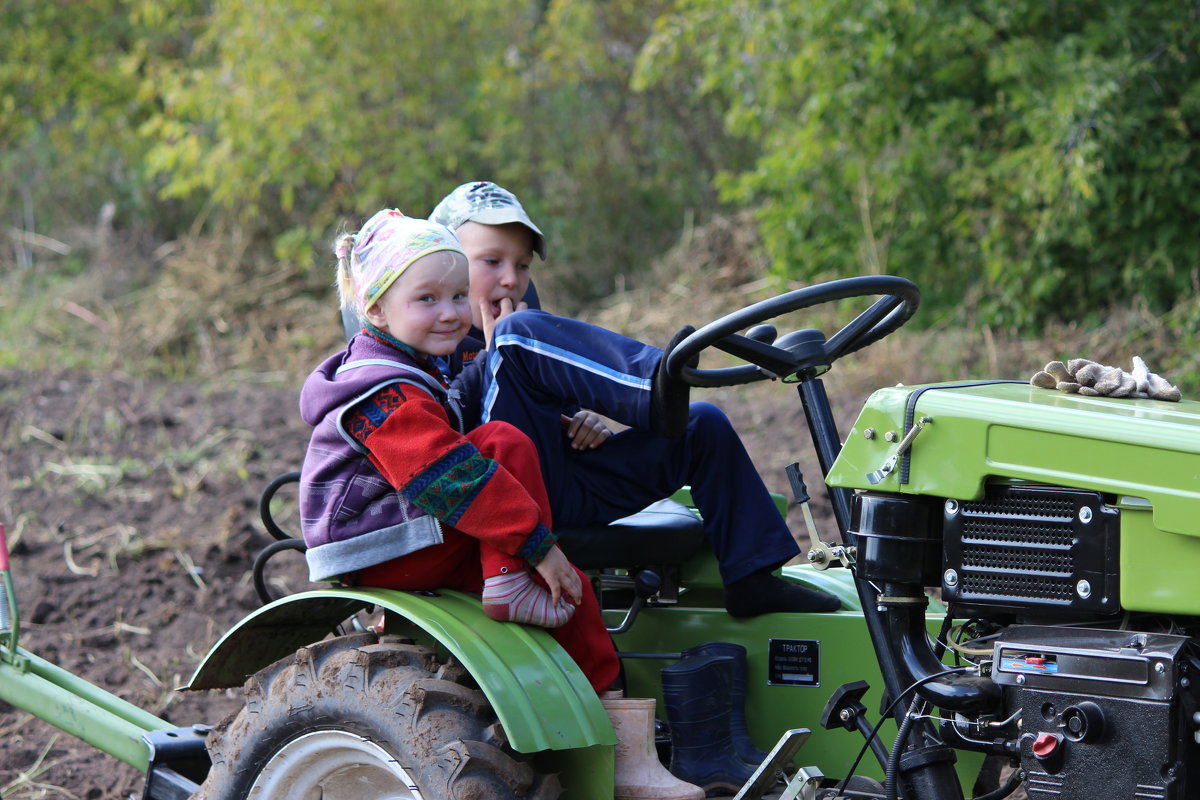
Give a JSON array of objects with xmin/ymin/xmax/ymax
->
[
  {"xmin": 601, "ymin": 693, "xmax": 705, "ymax": 800},
  {"xmin": 661, "ymin": 654, "xmax": 757, "ymax": 795},
  {"xmin": 682, "ymin": 642, "xmax": 769, "ymax": 766}
]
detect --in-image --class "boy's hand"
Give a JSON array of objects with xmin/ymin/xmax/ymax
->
[
  {"xmin": 480, "ymin": 296, "xmax": 529, "ymax": 348},
  {"xmin": 561, "ymin": 410, "xmax": 612, "ymax": 450},
  {"xmin": 533, "ymin": 545, "xmax": 582, "ymax": 606}
]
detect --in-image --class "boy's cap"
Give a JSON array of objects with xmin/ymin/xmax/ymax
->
[
  {"xmin": 351, "ymin": 210, "xmax": 466, "ymax": 312},
  {"xmin": 429, "ymin": 181, "xmax": 546, "ymax": 260}
]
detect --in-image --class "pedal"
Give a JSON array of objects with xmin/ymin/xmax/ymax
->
[{"xmin": 732, "ymin": 727, "xmax": 811, "ymax": 800}]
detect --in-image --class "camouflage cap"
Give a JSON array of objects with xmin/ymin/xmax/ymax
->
[{"xmin": 429, "ymin": 181, "xmax": 546, "ymax": 260}]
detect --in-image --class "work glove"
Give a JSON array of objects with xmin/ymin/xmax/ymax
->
[{"xmin": 1030, "ymin": 356, "xmax": 1180, "ymax": 402}]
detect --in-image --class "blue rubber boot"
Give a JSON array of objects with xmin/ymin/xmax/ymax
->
[
  {"xmin": 682, "ymin": 642, "xmax": 770, "ymax": 767},
  {"xmin": 661, "ymin": 654, "xmax": 757, "ymax": 795}
]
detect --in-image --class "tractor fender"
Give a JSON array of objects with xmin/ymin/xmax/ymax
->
[{"xmin": 186, "ymin": 587, "xmax": 615, "ymax": 753}]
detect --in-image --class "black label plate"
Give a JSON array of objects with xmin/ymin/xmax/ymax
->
[{"xmin": 768, "ymin": 638, "xmax": 820, "ymax": 686}]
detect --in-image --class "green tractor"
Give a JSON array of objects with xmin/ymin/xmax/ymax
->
[{"xmin": 3, "ymin": 276, "xmax": 1199, "ymax": 799}]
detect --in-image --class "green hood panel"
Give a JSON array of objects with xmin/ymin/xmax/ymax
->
[
  {"xmin": 186, "ymin": 588, "xmax": 613, "ymax": 753},
  {"xmin": 828, "ymin": 382, "xmax": 1200, "ymax": 538}
]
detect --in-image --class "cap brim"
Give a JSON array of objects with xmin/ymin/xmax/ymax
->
[{"xmin": 468, "ymin": 208, "xmax": 547, "ymax": 260}]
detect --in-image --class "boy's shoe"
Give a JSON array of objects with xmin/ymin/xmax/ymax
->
[
  {"xmin": 723, "ymin": 570, "xmax": 841, "ymax": 617},
  {"xmin": 651, "ymin": 326, "xmax": 696, "ymax": 439}
]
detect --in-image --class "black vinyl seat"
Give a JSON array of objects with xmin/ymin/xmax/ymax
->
[{"xmin": 554, "ymin": 498, "xmax": 706, "ymax": 570}]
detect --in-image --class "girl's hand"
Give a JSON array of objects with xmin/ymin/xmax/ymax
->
[
  {"xmin": 533, "ymin": 545, "xmax": 582, "ymax": 606},
  {"xmin": 480, "ymin": 296, "xmax": 529, "ymax": 348},
  {"xmin": 561, "ymin": 410, "xmax": 613, "ymax": 450}
]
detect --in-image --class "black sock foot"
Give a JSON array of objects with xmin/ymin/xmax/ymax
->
[
  {"xmin": 650, "ymin": 325, "xmax": 696, "ymax": 439},
  {"xmin": 724, "ymin": 571, "xmax": 841, "ymax": 618}
]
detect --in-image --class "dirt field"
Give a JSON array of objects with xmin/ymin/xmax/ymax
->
[
  {"xmin": 0, "ymin": 368, "xmax": 314, "ymax": 798},
  {"xmin": 0, "ymin": 359, "xmax": 848, "ymax": 799}
]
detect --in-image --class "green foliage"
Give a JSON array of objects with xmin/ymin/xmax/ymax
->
[
  {"xmin": 136, "ymin": 0, "xmax": 735, "ymax": 303},
  {"xmin": 485, "ymin": 0, "xmax": 750, "ymax": 303},
  {"xmin": 635, "ymin": 0, "xmax": 1200, "ymax": 330},
  {"xmin": 141, "ymin": 0, "xmax": 530, "ymax": 236},
  {"xmin": 5, "ymin": 0, "xmax": 1198, "ymax": 336},
  {"xmin": 0, "ymin": 0, "xmax": 206, "ymax": 230}
]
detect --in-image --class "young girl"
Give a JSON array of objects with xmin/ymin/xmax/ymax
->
[{"xmin": 297, "ymin": 210, "xmax": 619, "ymax": 693}]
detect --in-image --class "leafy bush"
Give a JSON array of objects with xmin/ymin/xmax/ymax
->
[{"xmin": 635, "ymin": 0, "xmax": 1200, "ymax": 331}]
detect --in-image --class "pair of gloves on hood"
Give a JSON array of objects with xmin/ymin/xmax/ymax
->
[{"xmin": 1031, "ymin": 356, "xmax": 1181, "ymax": 401}]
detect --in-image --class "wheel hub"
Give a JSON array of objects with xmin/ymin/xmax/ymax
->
[{"xmin": 248, "ymin": 729, "xmax": 424, "ymax": 800}]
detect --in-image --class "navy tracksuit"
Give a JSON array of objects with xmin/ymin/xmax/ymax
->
[{"xmin": 462, "ymin": 310, "xmax": 799, "ymax": 585}]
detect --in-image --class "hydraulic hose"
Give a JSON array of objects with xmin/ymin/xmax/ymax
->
[{"xmin": 972, "ymin": 768, "xmax": 1024, "ymax": 800}]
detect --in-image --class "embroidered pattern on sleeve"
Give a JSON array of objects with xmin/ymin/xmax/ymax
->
[
  {"xmin": 518, "ymin": 522, "xmax": 557, "ymax": 565},
  {"xmin": 347, "ymin": 384, "xmax": 408, "ymax": 444},
  {"xmin": 404, "ymin": 443, "xmax": 498, "ymax": 527}
]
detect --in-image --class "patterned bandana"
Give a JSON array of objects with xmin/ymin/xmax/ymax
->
[
  {"xmin": 428, "ymin": 181, "xmax": 546, "ymax": 259},
  {"xmin": 351, "ymin": 210, "xmax": 466, "ymax": 312}
]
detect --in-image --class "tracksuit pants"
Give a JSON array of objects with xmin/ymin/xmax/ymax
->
[{"xmin": 480, "ymin": 310, "xmax": 800, "ymax": 585}]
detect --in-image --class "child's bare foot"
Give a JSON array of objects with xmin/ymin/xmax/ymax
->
[{"xmin": 483, "ymin": 571, "xmax": 576, "ymax": 628}]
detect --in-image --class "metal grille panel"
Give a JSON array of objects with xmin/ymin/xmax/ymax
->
[{"xmin": 942, "ymin": 485, "xmax": 1120, "ymax": 616}]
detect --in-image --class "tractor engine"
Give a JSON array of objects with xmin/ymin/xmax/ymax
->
[
  {"xmin": 826, "ymin": 379, "xmax": 1200, "ymax": 800},
  {"xmin": 990, "ymin": 624, "xmax": 1200, "ymax": 799},
  {"xmin": 938, "ymin": 483, "xmax": 1200, "ymax": 798},
  {"xmin": 850, "ymin": 484, "xmax": 1200, "ymax": 800}
]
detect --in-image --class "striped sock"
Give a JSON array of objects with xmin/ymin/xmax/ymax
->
[{"xmin": 483, "ymin": 571, "xmax": 575, "ymax": 628}]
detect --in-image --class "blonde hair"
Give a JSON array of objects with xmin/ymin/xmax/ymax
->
[{"xmin": 333, "ymin": 231, "xmax": 359, "ymax": 315}]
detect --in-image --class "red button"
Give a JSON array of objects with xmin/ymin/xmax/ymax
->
[
  {"xmin": 1025, "ymin": 656, "xmax": 1045, "ymax": 665},
  {"xmin": 1032, "ymin": 732, "xmax": 1061, "ymax": 758}
]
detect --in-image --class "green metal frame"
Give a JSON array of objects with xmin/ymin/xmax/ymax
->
[
  {"xmin": 829, "ymin": 383, "xmax": 1200, "ymax": 535},
  {"xmin": 2, "ymin": 542, "xmax": 169, "ymax": 774},
  {"xmin": 0, "ymin": 643, "xmax": 170, "ymax": 772},
  {"xmin": 607, "ymin": 563, "xmax": 968, "ymax": 782},
  {"xmin": 187, "ymin": 587, "xmax": 614, "ymax": 753},
  {"xmin": 187, "ymin": 587, "xmax": 618, "ymax": 799},
  {"xmin": 828, "ymin": 382, "xmax": 1200, "ymax": 615}
]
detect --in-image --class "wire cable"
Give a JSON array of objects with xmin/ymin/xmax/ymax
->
[{"xmin": 834, "ymin": 666, "xmax": 972, "ymax": 796}]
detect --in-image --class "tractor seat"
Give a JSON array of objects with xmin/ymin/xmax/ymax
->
[{"xmin": 555, "ymin": 498, "xmax": 706, "ymax": 570}]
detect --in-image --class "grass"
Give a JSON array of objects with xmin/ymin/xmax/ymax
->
[
  {"xmin": 5, "ymin": 212, "xmax": 1197, "ymax": 397},
  {"xmin": 577, "ymin": 215, "xmax": 1200, "ymax": 398},
  {"xmin": 0, "ymin": 232, "xmax": 341, "ymax": 387},
  {"xmin": 0, "ymin": 731, "xmax": 78, "ymax": 800}
]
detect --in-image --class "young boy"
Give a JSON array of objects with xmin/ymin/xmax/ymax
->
[{"xmin": 429, "ymin": 182, "xmax": 841, "ymax": 617}]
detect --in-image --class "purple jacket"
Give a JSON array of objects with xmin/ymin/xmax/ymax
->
[{"xmin": 298, "ymin": 334, "xmax": 465, "ymax": 581}]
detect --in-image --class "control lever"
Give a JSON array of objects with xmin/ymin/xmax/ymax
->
[
  {"xmin": 785, "ymin": 463, "xmax": 855, "ymax": 570},
  {"xmin": 866, "ymin": 416, "xmax": 931, "ymax": 485},
  {"xmin": 746, "ymin": 324, "xmax": 778, "ymax": 343}
]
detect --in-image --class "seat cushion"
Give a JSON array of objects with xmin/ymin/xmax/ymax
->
[{"xmin": 555, "ymin": 498, "xmax": 706, "ymax": 570}]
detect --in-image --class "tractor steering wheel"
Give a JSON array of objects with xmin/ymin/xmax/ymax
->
[{"xmin": 665, "ymin": 275, "xmax": 920, "ymax": 387}]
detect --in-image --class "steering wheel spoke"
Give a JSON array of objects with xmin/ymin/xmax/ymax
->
[
  {"xmin": 823, "ymin": 294, "xmax": 904, "ymax": 360},
  {"xmin": 712, "ymin": 333, "xmax": 801, "ymax": 379}
]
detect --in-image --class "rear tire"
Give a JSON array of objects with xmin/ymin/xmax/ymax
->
[{"xmin": 194, "ymin": 632, "xmax": 562, "ymax": 800}]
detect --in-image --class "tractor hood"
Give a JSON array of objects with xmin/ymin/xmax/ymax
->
[{"xmin": 827, "ymin": 381, "xmax": 1200, "ymax": 539}]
